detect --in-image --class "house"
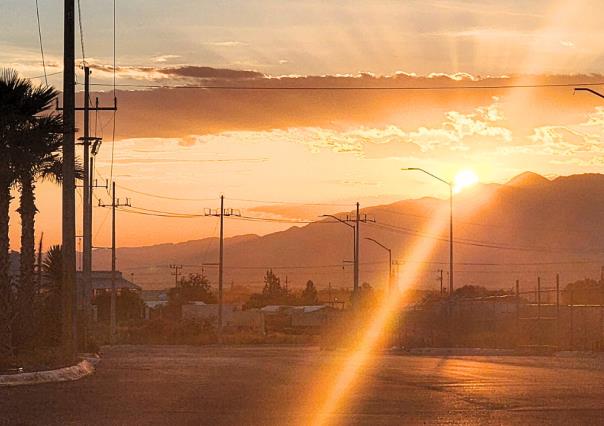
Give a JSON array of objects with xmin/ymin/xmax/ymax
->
[
  {"xmin": 76, "ymin": 270, "xmax": 141, "ymax": 297},
  {"xmin": 260, "ymin": 305, "xmax": 337, "ymax": 332},
  {"xmin": 141, "ymin": 289, "xmax": 169, "ymax": 319},
  {"xmin": 182, "ymin": 302, "xmax": 236, "ymax": 324},
  {"xmin": 182, "ymin": 303, "xmax": 265, "ymax": 331}
]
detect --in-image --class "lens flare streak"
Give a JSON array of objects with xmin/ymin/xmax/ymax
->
[{"xmin": 308, "ymin": 210, "xmax": 450, "ymax": 425}]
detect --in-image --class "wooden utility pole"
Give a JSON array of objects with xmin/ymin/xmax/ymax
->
[
  {"xmin": 58, "ymin": 64, "xmax": 114, "ymax": 350},
  {"xmin": 62, "ymin": 0, "xmax": 77, "ymax": 359},
  {"xmin": 79, "ymin": 66, "xmax": 115, "ymax": 312},
  {"xmin": 205, "ymin": 197, "xmax": 240, "ymax": 342},
  {"xmin": 354, "ymin": 202, "xmax": 360, "ymax": 294},
  {"xmin": 322, "ymin": 206, "xmax": 373, "ymax": 300},
  {"xmin": 438, "ymin": 269, "xmax": 444, "ymax": 295},
  {"xmin": 219, "ymin": 195, "xmax": 224, "ymax": 340},
  {"xmin": 515, "ymin": 279, "xmax": 520, "ymax": 340},
  {"xmin": 170, "ymin": 264, "xmax": 183, "ymax": 287},
  {"xmin": 99, "ymin": 183, "xmax": 130, "ymax": 344},
  {"xmin": 556, "ymin": 274, "xmax": 560, "ymax": 348}
]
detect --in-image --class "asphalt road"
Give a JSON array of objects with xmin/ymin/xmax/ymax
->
[{"xmin": 1, "ymin": 345, "xmax": 603, "ymax": 425}]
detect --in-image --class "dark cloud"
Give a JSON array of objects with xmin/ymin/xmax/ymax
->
[
  {"xmin": 81, "ymin": 69, "xmax": 604, "ymax": 141},
  {"xmin": 158, "ymin": 66, "xmax": 264, "ymax": 80}
]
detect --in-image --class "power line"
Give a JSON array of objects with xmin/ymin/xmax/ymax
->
[
  {"xmin": 84, "ymin": 81, "xmax": 604, "ymax": 91},
  {"xmin": 111, "ymin": 185, "xmax": 352, "ymax": 206},
  {"xmin": 368, "ymin": 221, "xmax": 604, "ymax": 254},
  {"xmin": 180, "ymin": 261, "xmax": 387, "ymax": 270},
  {"xmin": 76, "ymin": 0, "xmax": 86, "ymax": 65},
  {"xmin": 115, "ymin": 183, "xmax": 217, "ymax": 201},
  {"xmin": 374, "ymin": 206, "xmax": 599, "ymax": 236},
  {"xmin": 27, "ymin": 70, "xmax": 63, "ymax": 80},
  {"xmin": 229, "ymin": 197, "xmax": 353, "ymax": 207},
  {"xmin": 34, "ymin": 0, "xmax": 47, "ymax": 85},
  {"xmin": 233, "ymin": 215, "xmax": 331, "ymax": 224}
]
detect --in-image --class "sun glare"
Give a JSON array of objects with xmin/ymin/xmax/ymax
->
[
  {"xmin": 306, "ymin": 211, "xmax": 450, "ymax": 425},
  {"xmin": 453, "ymin": 169, "xmax": 479, "ymax": 193}
]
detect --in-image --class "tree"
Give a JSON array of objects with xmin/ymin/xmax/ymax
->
[
  {"xmin": 244, "ymin": 270, "xmax": 292, "ymax": 309},
  {"xmin": 563, "ymin": 279, "xmax": 604, "ymax": 305},
  {"xmin": 14, "ymin": 115, "xmax": 64, "ymax": 348},
  {"xmin": 0, "ymin": 68, "xmax": 58, "ymax": 357},
  {"xmin": 37, "ymin": 245, "xmax": 63, "ymax": 346},
  {"xmin": 94, "ymin": 290, "xmax": 145, "ymax": 323},
  {"xmin": 300, "ymin": 280, "xmax": 319, "ymax": 305},
  {"xmin": 168, "ymin": 273, "xmax": 217, "ymax": 306}
]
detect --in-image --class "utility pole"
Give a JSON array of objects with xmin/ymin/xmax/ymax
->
[
  {"xmin": 322, "ymin": 204, "xmax": 374, "ymax": 299},
  {"xmin": 449, "ymin": 184, "xmax": 453, "ymax": 296},
  {"xmin": 205, "ymin": 197, "xmax": 240, "ymax": 342},
  {"xmin": 170, "ymin": 264, "xmax": 183, "ymax": 287},
  {"xmin": 78, "ymin": 66, "xmax": 115, "ymax": 312},
  {"xmin": 62, "ymin": 0, "xmax": 77, "ymax": 360},
  {"xmin": 438, "ymin": 269, "xmax": 444, "ymax": 295},
  {"xmin": 99, "ymin": 183, "xmax": 130, "ymax": 344},
  {"xmin": 58, "ymin": 65, "xmax": 114, "ymax": 351},
  {"xmin": 355, "ymin": 202, "xmax": 360, "ymax": 294}
]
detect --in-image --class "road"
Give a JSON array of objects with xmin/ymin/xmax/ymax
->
[{"xmin": 1, "ymin": 345, "xmax": 603, "ymax": 425}]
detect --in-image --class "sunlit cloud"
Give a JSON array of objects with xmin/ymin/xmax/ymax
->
[
  {"xmin": 151, "ymin": 54, "xmax": 181, "ymax": 63},
  {"xmin": 202, "ymin": 41, "xmax": 247, "ymax": 47}
]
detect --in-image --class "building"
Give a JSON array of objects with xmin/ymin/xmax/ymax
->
[
  {"xmin": 76, "ymin": 270, "xmax": 141, "ymax": 297},
  {"xmin": 182, "ymin": 303, "xmax": 265, "ymax": 331},
  {"xmin": 141, "ymin": 289, "xmax": 169, "ymax": 319},
  {"xmin": 261, "ymin": 305, "xmax": 336, "ymax": 332}
]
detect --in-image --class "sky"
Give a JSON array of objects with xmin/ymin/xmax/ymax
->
[{"xmin": 3, "ymin": 0, "xmax": 604, "ymax": 249}]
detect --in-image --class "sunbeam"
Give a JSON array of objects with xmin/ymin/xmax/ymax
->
[{"xmin": 304, "ymin": 208, "xmax": 450, "ymax": 426}]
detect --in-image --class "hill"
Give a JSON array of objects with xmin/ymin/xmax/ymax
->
[{"xmin": 92, "ymin": 172, "xmax": 604, "ymax": 292}]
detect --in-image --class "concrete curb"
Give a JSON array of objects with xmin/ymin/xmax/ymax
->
[{"xmin": 0, "ymin": 357, "xmax": 97, "ymax": 387}]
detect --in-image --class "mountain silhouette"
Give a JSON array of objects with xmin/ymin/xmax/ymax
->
[{"xmin": 92, "ymin": 172, "xmax": 604, "ymax": 292}]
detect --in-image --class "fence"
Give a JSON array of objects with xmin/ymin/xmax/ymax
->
[{"xmin": 398, "ymin": 279, "xmax": 604, "ymax": 351}]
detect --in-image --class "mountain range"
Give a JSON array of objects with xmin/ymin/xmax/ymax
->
[{"xmin": 89, "ymin": 172, "xmax": 604, "ymax": 293}]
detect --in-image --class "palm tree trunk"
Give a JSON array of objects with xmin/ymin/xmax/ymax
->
[
  {"xmin": 17, "ymin": 175, "xmax": 36, "ymax": 349},
  {"xmin": 0, "ymin": 177, "xmax": 14, "ymax": 360}
]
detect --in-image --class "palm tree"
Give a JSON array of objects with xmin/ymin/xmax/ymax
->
[
  {"xmin": 0, "ymin": 68, "xmax": 61, "ymax": 354},
  {"xmin": 39, "ymin": 245, "xmax": 63, "ymax": 346},
  {"xmin": 14, "ymin": 115, "xmax": 64, "ymax": 348}
]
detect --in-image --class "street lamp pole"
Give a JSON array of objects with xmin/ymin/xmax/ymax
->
[
  {"xmin": 402, "ymin": 167, "xmax": 454, "ymax": 296},
  {"xmin": 364, "ymin": 237, "xmax": 393, "ymax": 293},
  {"xmin": 574, "ymin": 88, "xmax": 604, "ymax": 99}
]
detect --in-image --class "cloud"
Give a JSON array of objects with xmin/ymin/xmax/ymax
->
[
  {"xmin": 84, "ymin": 68, "xmax": 604, "ymax": 147},
  {"xmin": 158, "ymin": 66, "xmax": 264, "ymax": 80},
  {"xmin": 202, "ymin": 41, "xmax": 247, "ymax": 47},
  {"xmin": 88, "ymin": 64, "xmax": 265, "ymax": 81},
  {"xmin": 152, "ymin": 54, "xmax": 181, "ymax": 63}
]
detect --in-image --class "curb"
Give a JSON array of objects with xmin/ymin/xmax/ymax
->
[{"xmin": 0, "ymin": 357, "xmax": 97, "ymax": 387}]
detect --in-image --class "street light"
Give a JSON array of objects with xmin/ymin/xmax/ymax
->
[
  {"xmin": 574, "ymin": 88, "xmax": 604, "ymax": 99},
  {"xmin": 364, "ymin": 237, "xmax": 393, "ymax": 293},
  {"xmin": 321, "ymin": 214, "xmax": 357, "ymax": 294},
  {"xmin": 401, "ymin": 167, "xmax": 454, "ymax": 296}
]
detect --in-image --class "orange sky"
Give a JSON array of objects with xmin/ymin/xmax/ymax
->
[{"xmin": 4, "ymin": 0, "xmax": 604, "ymax": 250}]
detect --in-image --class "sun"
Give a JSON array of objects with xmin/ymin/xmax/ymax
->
[{"xmin": 453, "ymin": 169, "xmax": 479, "ymax": 193}]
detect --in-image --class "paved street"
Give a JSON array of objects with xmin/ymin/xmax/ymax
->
[{"xmin": 1, "ymin": 345, "xmax": 603, "ymax": 425}]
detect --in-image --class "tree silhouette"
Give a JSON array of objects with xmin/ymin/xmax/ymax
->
[{"xmin": 300, "ymin": 280, "xmax": 319, "ymax": 305}]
